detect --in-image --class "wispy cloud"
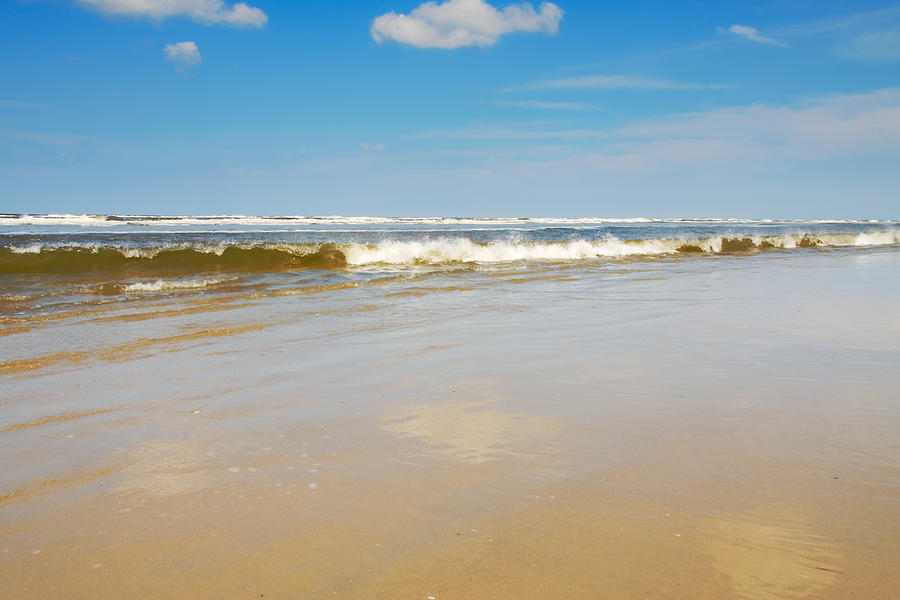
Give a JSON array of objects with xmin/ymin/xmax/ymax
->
[
  {"xmin": 390, "ymin": 88, "xmax": 900, "ymax": 217},
  {"xmin": 835, "ymin": 30, "xmax": 900, "ymax": 62},
  {"xmin": 773, "ymin": 6, "xmax": 900, "ymax": 62},
  {"xmin": 491, "ymin": 100, "xmax": 601, "ymax": 111},
  {"xmin": 725, "ymin": 24, "xmax": 787, "ymax": 47},
  {"xmin": 417, "ymin": 88, "xmax": 900, "ymax": 166},
  {"xmin": 612, "ymin": 89, "xmax": 900, "ymax": 154},
  {"xmin": 417, "ymin": 127, "xmax": 604, "ymax": 140},
  {"xmin": 371, "ymin": 0, "xmax": 563, "ymax": 49},
  {"xmin": 361, "ymin": 143, "xmax": 386, "ymax": 151},
  {"xmin": 667, "ymin": 8, "xmax": 900, "ymax": 60},
  {"xmin": 164, "ymin": 42, "xmax": 202, "ymax": 72},
  {"xmin": 508, "ymin": 74, "xmax": 726, "ymax": 92},
  {"xmin": 776, "ymin": 6, "xmax": 900, "ymax": 37},
  {"xmin": 76, "ymin": 0, "xmax": 267, "ymax": 28}
]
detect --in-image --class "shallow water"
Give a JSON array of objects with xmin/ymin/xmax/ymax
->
[{"xmin": 1, "ymin": 218, "xmax": 899, "ymax": 598}]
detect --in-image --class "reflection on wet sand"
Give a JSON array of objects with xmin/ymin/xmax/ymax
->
[
  {"xmin": 0, "ymin": 408, "xmax": 115, "ymax": 433},
  {"xmin": 383, "ymin": 397, "xmax": 560, "ymax": 464},
  {"xmin": 1, "ymin": 323, "xmax": 276, "ymax": 376},
  {"xmin": 0, "ymin": 351, "xmax": 87, "ymax": 375},
  {"xmin": 0, "ymin": 466, "xmax": 114, "ymax": 506},
  {"xmin": 704, "ymin": 507, "xmax": 841, "ymax": 599},
  {"xmin": 2, "ymin": 240, "xmax": 898, "ymax": 599},
  {"xmin": 114, "ymin": 439, "xmax": 214, "ymax": 502}
]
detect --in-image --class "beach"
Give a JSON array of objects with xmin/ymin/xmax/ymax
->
[{"xmin": 1, "ymin": 217, "xmax": 899, "ymax": 598}]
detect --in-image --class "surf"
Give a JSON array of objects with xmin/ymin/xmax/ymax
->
[{"xmin": 1, "ymin": 229, "xmax": 897, "ymax": 276}]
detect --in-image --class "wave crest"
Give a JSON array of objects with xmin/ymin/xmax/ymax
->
[
  {"xmin": 1, "ymin": 231, "xmax": 896, "ymax": 275},
  {"xmin": 0, "ymin": 244, "xmax": 347, "ymax": 275}
]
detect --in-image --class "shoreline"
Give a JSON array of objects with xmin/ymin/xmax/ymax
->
[{"xmin": 2, "ymin": 244, "xmax": 899, "ymax": 598}]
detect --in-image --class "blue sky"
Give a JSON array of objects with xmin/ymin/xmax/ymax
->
[{"xmin": 2, "ymin": 0, "xmax": 899, "ymax": 217}]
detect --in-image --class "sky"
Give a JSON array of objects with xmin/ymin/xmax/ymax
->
[{"xmin": 1, "ymin": 0, "xmax": 899, "ymax": 218}]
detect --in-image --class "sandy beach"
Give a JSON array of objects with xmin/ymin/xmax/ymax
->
[
  {"xmin": 6, "ymin": 0, "xmax": 900, "ymax": 595},
  {"xmin": 2, "ymin": 237, "xmax": 898, "ymax": 598}
]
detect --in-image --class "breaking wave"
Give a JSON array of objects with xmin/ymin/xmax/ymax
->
[
  {"xmin": 0, "ymin": 244, "xmax": 348, "ymax": 275},
  {"xmin": 1, "ymin": 213, "xmax": 890, "ymax": 228},
  {"xmin": 1, "ymin": 230, "xmax": 896, "ymax": 276},
  {"xmin": 1, "ymin": 214, "xmax": 657, "ymax": 227},
  {"xmin": 343, "ymin": 232, "xmax": 898, "ymax": 264}
]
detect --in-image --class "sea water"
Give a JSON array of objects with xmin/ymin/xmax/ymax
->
[{"xmin": 1, "ymin": 215, "xmax": 899, "ymax": 598}]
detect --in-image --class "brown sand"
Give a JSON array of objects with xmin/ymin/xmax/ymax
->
[
  {"xmin": 2, "ymin": 391, "xmax": 898, "ymax": 599},
  {"xmin": 2, "ymin": 250, "xmax": 899, "ymax": 598}
]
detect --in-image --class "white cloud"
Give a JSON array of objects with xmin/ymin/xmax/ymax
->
[
  {"xmin": 361, "ymin": 143, "xmax": 387, "ymax": 151},
  {"xmin": 769, "ymin": 7, "xmax": 900, "ymax": 62},
  {"xmin": 493, "ymin": 100, "xmax": 600, "ymax": 111},
  {"xmin": 417, "ymin": 126, "xmax": 600, "ymax": 140},
  {"xmin": 836, "ymin": 30, "xmax": 900, "ymax": 62},
  {"xmin": 776, "ymin": 6, "xmax": 900, "ymax": 37},
  {"xmin": 389, "ymin": 89, "xmax": 900, "ymax": 217},
  {"xmin": 164, "ymin": 42, "xmax": 202, "ymax": 69},
  {"xmin": 513, "ymin": 74, "xmax": 725, "ymax": 91},
  {"xmin": 613, "ymin": 88, "xmax": 900, "ymax": 157},
  {"xmin": 727, "ymin": 24, "xmax": 787, "ymax": 47},
  {"xmin": 418, "ymin": 88, "xmax": 900, "ymax": 163},
  {"xmin": 371, "ymin": 0, "xmax": 563, "ymax": 49},
  {"xmin": 77, "ymin": 0, "xmax": 267, "ymax": 27}
]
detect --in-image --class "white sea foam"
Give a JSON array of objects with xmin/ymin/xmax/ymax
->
[
  {"xmin": 9, "ymin": 244, "xmax": 43, "ymax": 254},
  {"xmin": 344, "ymin": 237, "xmax": 685, "ymax": 265},
  {"xmin": 0, "ymin": 214, "xmax": 117, "ymax": 227},
  {"xmin": 852, "ymin": 231, "xmax": 897, "ymax": 246},
  {"xmin": 121, "ymin": 277, "xmax": 235, "ymax": 293},
  {"xmin": 341, "ymin": 231, "xmax": 898, "ymax": 265},
  {"xmin": 2, "ymin": 230, "xmax": 896, "ymax": 270},
  {"xmin": 11, "ymin": 213, "xmax": 887, "ymax": 228},
  {"xmin": 0, "ymin": 214, "xmax": 660, "ymax": 227}
]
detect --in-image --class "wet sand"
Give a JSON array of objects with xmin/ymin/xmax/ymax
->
[{"xmin": 2, "ymin": 248, "xmax": 900, "ymax": 598}]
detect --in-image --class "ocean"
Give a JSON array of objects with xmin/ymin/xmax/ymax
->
[
  {"xmin": 2, "ymin": 214, "xmax": 897, "ymax": 289},
  {"xmin": 2, "ymin": 214, "xmax": 899, "ymax": 598}
]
